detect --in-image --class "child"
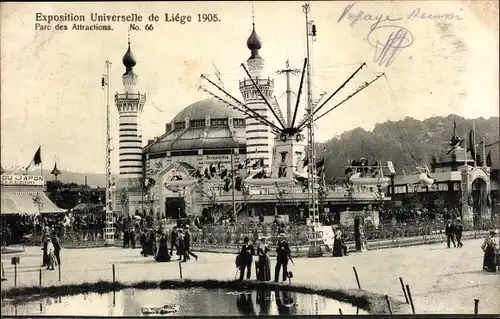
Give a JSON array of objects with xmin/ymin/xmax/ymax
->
[{"xmin": 46, "ymin": 238, "xmax": 58, "ymax": 270}]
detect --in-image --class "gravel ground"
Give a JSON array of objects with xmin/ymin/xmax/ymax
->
[{"xmin": 1, "ymin": 238, "xmax": 498, "ymax": 315}]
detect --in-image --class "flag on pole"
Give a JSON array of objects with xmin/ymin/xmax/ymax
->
[
  {"xmin": 468, "ymin": 129, "xmax": 476, "ymax": 163},
  {"xmin": 25, "ymin": 146, "xmax": 42, "ymax": 171},
  {"xmin": 486, "ymin": 151, "xmax": 492, "ymax": 167},
  {"xmin": 101, "ymin": 74, "xmax": 108, "ymax": 90}
]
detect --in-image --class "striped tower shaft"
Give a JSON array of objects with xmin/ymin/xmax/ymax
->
[
  {"xmin": 240, "ymin": 65, "xmax": 274, "ymax": 167},
  {"xmin": 115, "ymin": 76, "xmax": 146, "ymax": 188},
  {"xmin": 118, "ymin": 112, "xmax": 142, "ymax": 177}
]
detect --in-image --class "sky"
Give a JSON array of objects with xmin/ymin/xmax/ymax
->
[{"xmin": 1, "ymin": 1, "xmax": 498, "ymax": 174}]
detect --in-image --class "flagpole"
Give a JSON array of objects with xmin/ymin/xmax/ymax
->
[
  {"xmin": 40, "ymin": 145, "xmax": 43, "ymax": 178},
  {"xmin": 482, "ymin": 136, "xmax": 486, "ymax": 167},
  {"xmin": 464, "ymin": 134, "xmax": 468, "ymax": 166},
  {"xmin": 473, "ymin": 120, "xmax": 477, "ymax": 167}
]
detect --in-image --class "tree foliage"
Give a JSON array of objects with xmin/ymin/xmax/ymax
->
[{"xmin": 46, "ymin": 180, "xmax": 104, "ymax": 209}]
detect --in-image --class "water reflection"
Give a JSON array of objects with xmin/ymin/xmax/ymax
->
[{"xmin": 2, "ymin": 288, "xmax": 368, "ymax": 316}]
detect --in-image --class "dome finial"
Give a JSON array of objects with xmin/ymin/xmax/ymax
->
[
  {"xmin": 122, "ymin": 31, "xmax": 136, "ymax": 75},
  {"xmin": 246, "ymin": 2, "xmax": 262, "ymax": 59}
]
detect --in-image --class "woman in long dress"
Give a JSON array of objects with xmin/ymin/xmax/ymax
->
[
  {"xmin": 145, "ymin": 230, "xmax": 156, "ymax": 256},
  {"xmin": 481, "ymin": 230, "xmax": 497, "ymax": 272},
  {"xmin": 155, "ymin": 231, "xmax": 171, "ymax": 262},
  {"xmin": 332, "ymin": 229, "xmax": 344, "ymax": 257},
  {"xmin": 255, "ymin": 238, "xmax": 271, "ymax": 281}
]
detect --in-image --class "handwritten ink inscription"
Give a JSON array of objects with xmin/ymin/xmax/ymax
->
[
  {"xmin": 338, "ymin": 2, "xmax": 463, "ymax": 67},
  {"xmin": 367, "ymin": 25, "xmax": 414, "ymax": 67}
]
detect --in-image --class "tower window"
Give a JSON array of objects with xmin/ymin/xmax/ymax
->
[
  {"xmin": 211, "ymin": 120, "xmax": 216, "ymax": 126},
  {"xmin": 281, "ymin": 152, "xmax": 287, "ymax": 162},
  {"xmin": 217, "ymin": 120, "xmax": 222, "ymax": 126},
  {"xmin": 223, "ymin": 119, "xmax": 228, "ymax": 125}
]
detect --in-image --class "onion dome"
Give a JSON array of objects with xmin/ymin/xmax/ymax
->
[
  {"xmin": 246, "ymin": 24, "xmax": 262, "ymax": 59},
  {"xmin": 122, "ymin": 41, "xmax": 137, "ymax": 75}
]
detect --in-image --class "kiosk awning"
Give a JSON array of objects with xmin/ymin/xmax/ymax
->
[{"xmin": 1, "ymin": 191, "xmax": 66, "ymax": 215}]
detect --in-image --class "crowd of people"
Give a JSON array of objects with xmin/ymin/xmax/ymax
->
[{"xmin": 127, "ymin": 220, "xmax": 199, "ymax": 264}]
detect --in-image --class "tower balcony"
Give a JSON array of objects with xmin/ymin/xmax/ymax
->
[
  {"xmin": 115, "ymin": 92, "xmax": 147, "ymax": 104},
  {"xmin": 239, "ymin": 78, "xmax": 274, "ymax": 90}
]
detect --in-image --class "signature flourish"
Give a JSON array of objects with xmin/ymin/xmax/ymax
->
[{"xmin": 367, "ymin": 25, "xmax": 414, "ymax": 67}]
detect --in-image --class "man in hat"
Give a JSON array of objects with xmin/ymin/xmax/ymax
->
[
  {"xmin": 238, "ymin": 237, "xmax": 255, "ymax": 281},
  {"xmin": 183, "ymin": 225, "xmax": 198, "ymax": 262},
  {"xmin": 445, "ymin": 219, "xmax": 456, "ymax": 248},
  {"xmin": 275, "ymin": 232, "xmax": 292, "ymax": 283},
  {"xmin": 170, "ymin": 226, "xmax": 178, "ymax": 256},
  {"xmin": 455, "ymin": 218, "xmax": 463, "ymax": 248}
]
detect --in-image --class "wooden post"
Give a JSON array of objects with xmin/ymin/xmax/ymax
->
[
  {"xmin": 353, "ymin": 266, "xmax": 361, "ymax": 289},
  {"xmin": 112, "ymin": 264, "xmax": 115, "ymax": 283},
  {"xmin": 178, "ymin": 262, "xmax": 183, "ymax": 279},
  {"xmin": 406, "ymin": 284, "xmax": 415, "ymax": 314},
  {"xmin": 38, "ymin": 268, "xmax": 42, "ymax": 287},
  {"xmin": 474, "ymin": 299, "xmax": 479, "ymax": 314},
  {"xmin": 58, "ymin": 264, "xmax": 61, "ymax": 282},
  {"xmin": 399, "ymin": 277, "xmax": 409, "ymax": 303},
  {"xmin": 385, "ymin": 295, "xmax": 393, "ymax": 315}
]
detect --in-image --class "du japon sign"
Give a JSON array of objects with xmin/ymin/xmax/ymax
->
[{"xmin": 1, "ymin": 174, "xmax": 45, "ymax": 186}]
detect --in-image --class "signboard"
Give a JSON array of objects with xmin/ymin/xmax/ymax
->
[
  {"xmin": 204, "ymin": 155, "xmax": 231, "ymax": 164},
  {"xmin": 1, "ymin": 174, "xmax": 44, "ymax": 186}
]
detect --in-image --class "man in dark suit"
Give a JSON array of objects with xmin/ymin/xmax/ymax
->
[
  {"xmin": 238, "ymin": 237, "xmax": 255, "ymax": 281},
  {"xmin": 445, "ymin": 220, "xmax": 456, "ymax": 248},
  {"xmin": 183, "ymin": 225, "xmax": 198, "ymax": 262},
  {"xmin": 170, "ymin": 226, "xmax": 178, "ymax": 255},
  {"xmin": 455, "ymin": 218, "xmax": 463, "ymax": 248},
  {"xmin": 275, "ymin": 233, "xmax": 292, "ymax": 283}
]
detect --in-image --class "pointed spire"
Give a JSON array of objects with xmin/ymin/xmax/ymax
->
[
  {"xmin": 449, "ymin": 115, "xmax": 461, "ymax": 147},
  {"xmin": 122, "ymin": 31, "xmax": 137, "ymax": 75},
  {"xmin": 51, "ymin": 162, "xmax": 61, "ymax": 181}
]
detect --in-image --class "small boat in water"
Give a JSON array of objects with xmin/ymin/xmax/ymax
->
[{"xmin": 140, "ymin": 304, "xmax": 180, "ymax": 316}]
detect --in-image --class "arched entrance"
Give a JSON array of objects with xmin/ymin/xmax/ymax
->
[
  {"xmin": 165, "ymin": 197, "xmax": 185, "ymax": 219},
  {"xmin": 471, "ymin": 177, "xmax": 488, "ymax": 228}
]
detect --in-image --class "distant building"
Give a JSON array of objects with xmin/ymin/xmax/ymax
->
[
  {"xmin": 391, "ymin": 122, "xmax": 494, "ymax": 227},
  {"xmin": 0, "ymin": 174, "xmax": 66, "ymax": 215}
]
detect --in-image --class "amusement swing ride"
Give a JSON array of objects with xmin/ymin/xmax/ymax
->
[{"xmin": 192, "ymin": 2, "xmax": 390, "ymax": 256}]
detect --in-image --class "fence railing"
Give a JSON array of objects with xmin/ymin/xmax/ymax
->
[{"xmin": 6, "ymin": 218, "xmax": 496, "ymax": 250}]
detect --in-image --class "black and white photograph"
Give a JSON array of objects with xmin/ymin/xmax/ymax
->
[{"xmin": 1, "ymin": 1, "xmax": 499, "ymax": 317}]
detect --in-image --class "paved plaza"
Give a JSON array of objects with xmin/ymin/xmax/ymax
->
[{"xmin": 1, "ymin": 238, "xmax": 499, "ymax": 315}]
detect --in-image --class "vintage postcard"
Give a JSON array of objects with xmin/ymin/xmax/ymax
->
[{"xmin": 1, "ymin": 1, "xmax": 499, "ymax": 317}]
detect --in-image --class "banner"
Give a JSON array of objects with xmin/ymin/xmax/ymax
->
[
  {"xmin": 1, "ymin": 174, "xmax": 45, "ymax": 186},
  {"xmin": 204, "ymin": 155, "xmax": 231, "ymax": 164}
]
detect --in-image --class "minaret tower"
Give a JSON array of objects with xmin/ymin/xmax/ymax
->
[
  {"xmin": 239, "ymin": 9, "xmax": 274, "ymax": 168},
  {"xmin": 115, "ymin": 37, "xmax": 146, "ymax": 201}
]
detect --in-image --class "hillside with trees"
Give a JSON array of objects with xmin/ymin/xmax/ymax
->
[{"xmin": 319, "ymin": 115, "xmax": 499, "ymax": 180}]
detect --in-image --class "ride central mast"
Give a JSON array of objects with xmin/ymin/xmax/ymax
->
[{"xmin": 303, "ymin": 2, "xmax": 321, "ymax": 257}]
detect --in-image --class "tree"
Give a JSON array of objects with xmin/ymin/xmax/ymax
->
[
  {"xmin": 119, "ymin": 188, "xmax": 129, "ymax": 216},
  {"xmin": 317, "ymin": 185, "xmax": 329, "ymax": 215}
]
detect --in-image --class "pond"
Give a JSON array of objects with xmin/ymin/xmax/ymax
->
[{"xmin": 1, "ymin": 288, "xmax": 369, "ymax": 316}]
